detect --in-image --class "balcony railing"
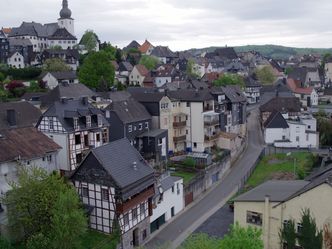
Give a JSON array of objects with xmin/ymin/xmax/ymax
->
[
  {"xmin": 173, "ymin": 135, "xmax": 186, "ymax": 143},
  {"xmin": 204, "ymin": 119, "xmax": 220, "ymax": 126},
  {"xmin": 173, "ymin": 121, "xmax": 186, "ymax": 128}
]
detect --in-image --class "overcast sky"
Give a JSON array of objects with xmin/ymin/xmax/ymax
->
[{"xmin": 2, "ymin": 0, "xmax": 332, "ymax": 51}]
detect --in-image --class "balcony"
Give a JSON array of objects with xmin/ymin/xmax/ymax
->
[
  {"xmin": 173, "ymin": 121, "xmax": 186, "ymax": 128},
  {"xmin": 173, "ymin": 135, "xmax": 186, "ymax": 143},
  {"xmin": 204, "ymin": 132, "xmax": 221, "ymax": 142},
  {"xmin": 204, "ymin": 119, "xmax": 220, "ymax": 126}
]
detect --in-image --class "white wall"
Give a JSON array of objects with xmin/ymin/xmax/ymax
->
[
  {"xmin": 151, "ymin": 178, "xmax": 184, "ymax": 223},
  {"xmin": 264, "ymin": 128, "xmax": 288, "ymax": 144},
  {"xmin": 7, "ymin": 52, "xmax": 25, "ymax": 69},
  {"xmin": 58, "ymin": 18, "xmax": 75, "ymax": 36},
  {"xmin": 154, "ymin": 76, "xmax": 172, "ymax": 87},
  {"xmin": 48, "ymin": 39, "xmax": 76, "ymax": 50}
]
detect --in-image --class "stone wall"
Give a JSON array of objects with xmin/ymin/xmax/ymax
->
[{"xmin": 120, "ymin": 217, "xmax": 150, "ymax": 249}]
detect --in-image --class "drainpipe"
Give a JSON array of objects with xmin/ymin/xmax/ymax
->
[{"xmin": 264, "ymin": 195, "xmax": 270, "ymax": 249}]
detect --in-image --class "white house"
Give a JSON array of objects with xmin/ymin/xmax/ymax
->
[
  {"xmin": 129, "ymin": 65, "xmax": 149, "ymax": 86},
  {"xmin": 244, "ymin": 77, "xmax": 261, "ymax": 104},
  {"xmin": 264, "ymin": 111, "xmax": 319, "ymax": 149},
  {"xmin": 7, "ymin": 52, "xmax": 24, "ymax": 68},
  {"xmin": 40, "ymin": 71, "xmax": 78, "ymax": 89},
  {"xmin": 150, "ymin": 175, "xmax": 184, "ymax": 233}
]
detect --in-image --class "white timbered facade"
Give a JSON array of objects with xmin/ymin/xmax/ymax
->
[
  {"xmin": 71, "ymin": 139, "xmax": 155, "ymax": 249},
  {"xmin": 37, "ymin": 97, "xmax": 109, "ymax": 172}
]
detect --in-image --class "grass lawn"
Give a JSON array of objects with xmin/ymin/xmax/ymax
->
[
  {"xmin": 171, "ymin": 171, "xmax": 196, "ymax": 184},
  {"xmin": 246, "ymin": 152, "xmax": 316, "ymax": 190}
]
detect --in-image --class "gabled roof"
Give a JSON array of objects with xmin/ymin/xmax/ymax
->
[
  {"xmin": 40, "ymin": 71, "xmax": 77, "ymax": 80},
  {"xmin": 8, "ymin": 37, "xmax": 32, "ymax": 47},
  {"xmin": 221, "ymin": 85, "xmax": 247, "ymax": 103},
  {"xmin": 49, "ymin": 28, "xmax": 76, "ymax": 40},
  {"xmin": 287, "ymin": 67, "xmax": 318, "ymax": 83},
  {"xmin": 260, "ymin": 97, "xmax": 301, "ymax": 113},
  {"xmin": 72, "ymin": 138, "xmax": 155, "ymax": 200},
  {"xmin": 9, "ymin": 21, "xmax": 58, "ymax": 38},
  {"xmin": 41, "ymin": 98, "xmax": 109, "ymax": 132},
  {"xmin": 245, "ymin": 77, "xmax": 261, "ymax": 88},
  {"xmin": 135, "ymin": 64, "xmax": 149, "ymax": 76},
  {"xmin": 128, "ymin": 88, "xmax": 165, "ymax": 103},
  {"xmin": 118, "ymin": 61, "xmax": 133, "ymax": 72},
  {"xmin": 139, "ymin": 40, "xmax": 154, "ymax": 53},
  {"xmin": 105, "ymin": 98, "xmax": 151, "ymax": 124},
  {"xmin": 151, "ymin": 46, "xmax": 177, "ymax": 58},
  {"xmin": 123, "ymin": 40, "xmax": 141, "ymax": 50},
  {"xmin": 0, "ymin": 101, "xmax": 42, "ymax": 130},
  {"xmin": 287, "ymin": 78, "xmax": 314, "ymax": 95},
  {"xmin": 0, "ymin": 127, "xmax": 61, "ymax": 162},
  {"xmin": 40, "ymin": 83, "xmax": 96, "ymax": 108},
  {"xmin": 168, "ymin": 88, "xmax": 213, "ymax": 102},
  {"xmin": 264, "ymin": 111, "xmax": 289, "ymax": 129},
  {"xmin": 234, "ymin": 180, "xmax": 309, "ymax": 202}
]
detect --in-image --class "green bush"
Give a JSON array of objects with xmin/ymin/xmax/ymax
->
[{"xmin": 183, "ymin": 157, "xmax": 196, "ymax": 168}]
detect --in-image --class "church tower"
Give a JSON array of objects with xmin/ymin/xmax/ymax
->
[{"xmin": 58, "ymin": 0, "xmax": 75, "ymax": 36}]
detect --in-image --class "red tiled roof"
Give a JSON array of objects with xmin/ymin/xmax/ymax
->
[
  {"xmin": 135, "ymin": 64, "xmax": 149, "ymax": 76},
  {"xmin": 2, "ymin": 28, "xmax": 12, "ymax": 34},
  {"xmin": 0, "ymin": 127, "xmax": 61, "ymax": 162},
  {"xmin": 139, "ymin": 40, "xmax": 153, "ymax": 54},
  {"xmin": 287, "ymin": 78, "xmax": 313, "ymax": 95}
]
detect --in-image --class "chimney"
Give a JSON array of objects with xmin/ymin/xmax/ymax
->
[
  {"xmin": 133, "ymin": 161, "xmax": 137, "ymax": 170},
  {"xmin": 82, "ymin": 96, "xmax": 88, "ymax": 105},
  {"xmin": 7, "ymin": 109, "xmax": 16, "ymax": 127}
]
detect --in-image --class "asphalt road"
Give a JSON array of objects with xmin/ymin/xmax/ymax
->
[{"xmin": 144, "ymin": 108, "xmax": 265, "ymax": 249}]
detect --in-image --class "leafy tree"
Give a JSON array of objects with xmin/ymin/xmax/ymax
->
[
  {"xmin": 0, "ymin": 237, "xmax": 14, "ymax": 249},
  {"xmin": 280, "ymin": 220, "xmax": 296, "ymax": 249},
  {"xmin": 101, "ymin": 43, "xmax": 117, "ymax": 61},
  {"xmin": 183, "ymin": 157, "xmax": 196, "ymax": 168},
  {"xmin": 80, "ymin": 30, "xmax": 99, "ymax": 52},
  {"xmin": 213, "ymin": 73, "xmax": 244, "ymax": 87},
  {"xmin": 43, "ymin": 58, "xmax": 71, "ymax": 72},
  {"xmin": 255, "ymin": 66, "xmax": 276, "ymax": 85},
  {"xmin": 3, "ymin": 167, "xmax": 87, "ymax": 248},
  {"xmin": 186, "ymin": 58, "xmax": 199, "ymax": 79},
  {"xmin": 180, "ymin": 233, "xmax": 220, "ymax": 249},
  {"xmin": 78, "ymin": 51, "xmax": 115, "ymax": 89},
  {"xmin": 0, "ymin": 72, "xmax": 5, "ymax": 82},
  {"xmin": 6, "ymin": 80, "xmax": 26, "ymax": 97},
  {"xmin": 220, "ymin": 222, "xmax": 263, "ymax": 249},
  {"xmin": 96, "ymin": 76, "xmax": 110, "ymax": 92},
  {"xmin": 139, "ymin": 55, "xmax": 159, "ymax": 70},
  {"xmin": 298, "ymin": 209, "xmax": 323, "ymax": 249},
  {"xmin": 115, "ymin": 49, "xmax": 123, "ymax": 63},
  {"xmin": 49, "ymin": 45, "xmax": 63, "ymax": 51},
  {"xmin": 316, "ymin": 111, "xmax": 332, "ymax": 146}
]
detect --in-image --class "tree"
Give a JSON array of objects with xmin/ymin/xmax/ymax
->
[
  {"xmin": 186, "ymin": 58, "xmax": 199, "ymax": 79},
  {"xmin": 220, "ymin": 222, "xmax": 263, "ymax": 249},
  {"xmin": 115, "ymin": 49, "xmax": 123, "ymax": 63},
  {"xmin": 298, "ymin": 209, "xmax": 323, "ymax": 249},
  {"xmin": 255, "ymin": 66, "xmax": 276, "ymax": 85},
  {"xmin": 139, "ymin": 55, "xmax": 159, "ymax": 70},
  {"xmin": 101, "ymin": 43, "xmax": 117, "ymax": 61},
  {"xmin": 280, "ymin": 220, "xmax": 297, "ymax": 249},
  {"xmin": 0, "ymin": 72, "xmax": 5, "ymax": 82},
  {"xmin": 180, "ymin": 233, "xmax": 220, "ymax": 249},
  {"xmin": 316, "ymin": 111, "xmax": 332, "ymax": 146},
  {"xmin": 49, "ymin": 45, "xmax": 63, "ymax": 51},
  {"xmin": 6, "ymin": 80, "xmax": 26, "ymax": 97},
  {"xmin": 80, "ymin": 30, "xmax": 98, "ymax": 52},
  {"xmin": 43, "ymin": 58, "xmax": 71, "ymax": 72},
  {"xmin": 213, "ymin": 74, "xmax": 244, "ymax": 87},
  {"xmin": 3, "ymin": 167, "xmax": 87, "ymax": 248},
  {"xmin": 96, "ymin": 76, "xmax": 110, "ymax": 92},
  {"xmin": 78, "ymin": 51, "xmax": 115, "ymax": 89}
]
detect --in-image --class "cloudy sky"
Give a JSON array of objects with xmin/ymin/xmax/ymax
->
[{"xmin": 2, "ymin": 0, "xmax": 332, "ymax": 51}]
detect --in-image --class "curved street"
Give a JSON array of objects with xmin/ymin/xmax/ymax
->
[{"xmin": 145, "ymin": 108, "xmax": 265, "ymax": 249}]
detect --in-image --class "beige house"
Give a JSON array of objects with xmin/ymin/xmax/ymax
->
[
  {"xmin": 234, "ymin": 175, "xmax": 332, "ymax": 249},
  {"xmin": 129, "ymin": 65, "xmax": 149, "ymax": 86}
]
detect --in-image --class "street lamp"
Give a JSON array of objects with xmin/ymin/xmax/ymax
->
[{"xmin": 286, "ymin": 152, "xmax": 297, "ymax": 177}]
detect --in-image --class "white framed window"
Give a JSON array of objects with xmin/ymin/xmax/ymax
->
[
  {"xmin": 49, "ymin": 118, "xmax": 54, "ymax": 130},
  {"xmin": 128, "ymin": 125, "xmax": 132, "ymax": 133},
  {"xmin": 74, "ymin": 117, "xmax": 79, "ymax": 130},
  {"xmin": 101, "ymin": 188, "xmax": 109, "ymax": 201},
  {"xmin": 145, "ymin": 122, "xmax": 149, "ymax": 129},
  {"xmin": 97, "ymin": 114, "xmax": 102, "ymax": 127},
  {"xmin": 86, "ymin": 116, "xmax": 91, "ymax": 128},
  {"xmin": 138, "ymin": 123, "xmax": 143, "ymax": 130}
]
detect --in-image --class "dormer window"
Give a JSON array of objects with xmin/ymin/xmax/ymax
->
[
  {"xmin": 74, "ymin": 117, "xmax": 79, "ymax": 130},
  {"xmin": 86, "ymin": 116, "xmax": 91, "ymax": 128},
  {"xmin": 97, "ymin": 114, "xmax": 102, "ymax": 127}
]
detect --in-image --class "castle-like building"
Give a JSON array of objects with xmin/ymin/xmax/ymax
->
[{"xmin": 8, "ymin": 0, "xmax": 76, "ymax": 52}]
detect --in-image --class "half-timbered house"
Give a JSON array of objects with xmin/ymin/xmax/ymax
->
[
  {"xmin": 71, "ymin": 139, "xmax": 155, "ymax": 249},
  {"xmin": 37, "ymin": 97, "xmax": 109, "ymax": 172}
]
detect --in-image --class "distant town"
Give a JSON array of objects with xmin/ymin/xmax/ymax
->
[{"xmin": 0, "ymin": 1, "xmax": 332, "ymax": 249}]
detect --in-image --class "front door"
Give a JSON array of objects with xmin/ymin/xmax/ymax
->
[{"xmin": 133, "ymin": 228, "xmax": 139, "ymax": 247}]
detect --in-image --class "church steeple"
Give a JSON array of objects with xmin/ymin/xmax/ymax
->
[{"xmin": 59, "ymin": 0, "xmax": 72, "ymax": 19}]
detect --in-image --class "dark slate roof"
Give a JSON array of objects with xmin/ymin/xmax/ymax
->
[
  {"xmin": 8, "ymin": 37, "xmax": 32, "ymax": 47},
  {"xmin": 123, "ymin": 40, "xmax": 141, "ymax": 50},
  {"xmin": 151, "ymin": 46, "xmax": 177, "ymax": 58},
  {"xmin": 118, "ymin": 61, "xmax": 133, "ymax": 72},
  {"xmin": 159, "ymin": 176, "xmax": 182, "ymax": 192},
  {"xmin": 98, "ymin": 91, "xmax": 132, "ymax": 102},
  {"xmin": 287, "ymin": 67, "xmax": 318, "ymax": 83},
  {"xmin": 324, "ymin": 87, "xmax": 332, "ymax": 96},
  {"xmin": 245, "ymin": 77, "xmax": 261, "ymax": 88},
  {"xmin": 128, "ymin": 88, "xmax": 165, "ymax": 103},
  {"xmin": 260, "ymin": 97, "xmax": 302, "ymax": 113},
  {"xmin": 234, "ymin": 180, "xmax": 308, "ymax": 202},
  {"xmin": 264, "ymin": 111, "xmax": 289, "ymax": 129},
  {"xmin": 0, "ymin": 101, "xmax": 42, "ymax": 130},
  {"xmin": 40, "ymin": 71, "xmax": 77, "ymax": 80},
  {"xmin": 49, "ymin": 28, "xmax": 76, "ymax": 40},
  {"xmin": 90, "ymin": 139, "xmax": 154, "ymax": 195},
  {"xmin": 206, "ymin": 47, "xmax": 238, "ymax": 60},
  {"xmin": 0, "ymin": 127, "xmax": 61, "ymax": 162},
  {"xmin": 105, "ymin": 98, "xmax": 151, "ymax": 124},
  {"xmin": 168, "ymin": 89, "xmax": 213, "ymax": 102},
  {"xmin": 9, "ymin": 22, "xmax": 58, "ymax": 38},
  {"xmin": 221, "ymin": 86, "xmax": 247, "ymax": 103},
  {"xmin": 138, "ymin": 129, "xmax": 167, "ymax": 138},
  {"xmin": 40, "ymin": 98, "xmax": 109, "ymax": 132},
  {"xmin": 40, "ymin": 83, "xmax": 96, "ymax": 108}
]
